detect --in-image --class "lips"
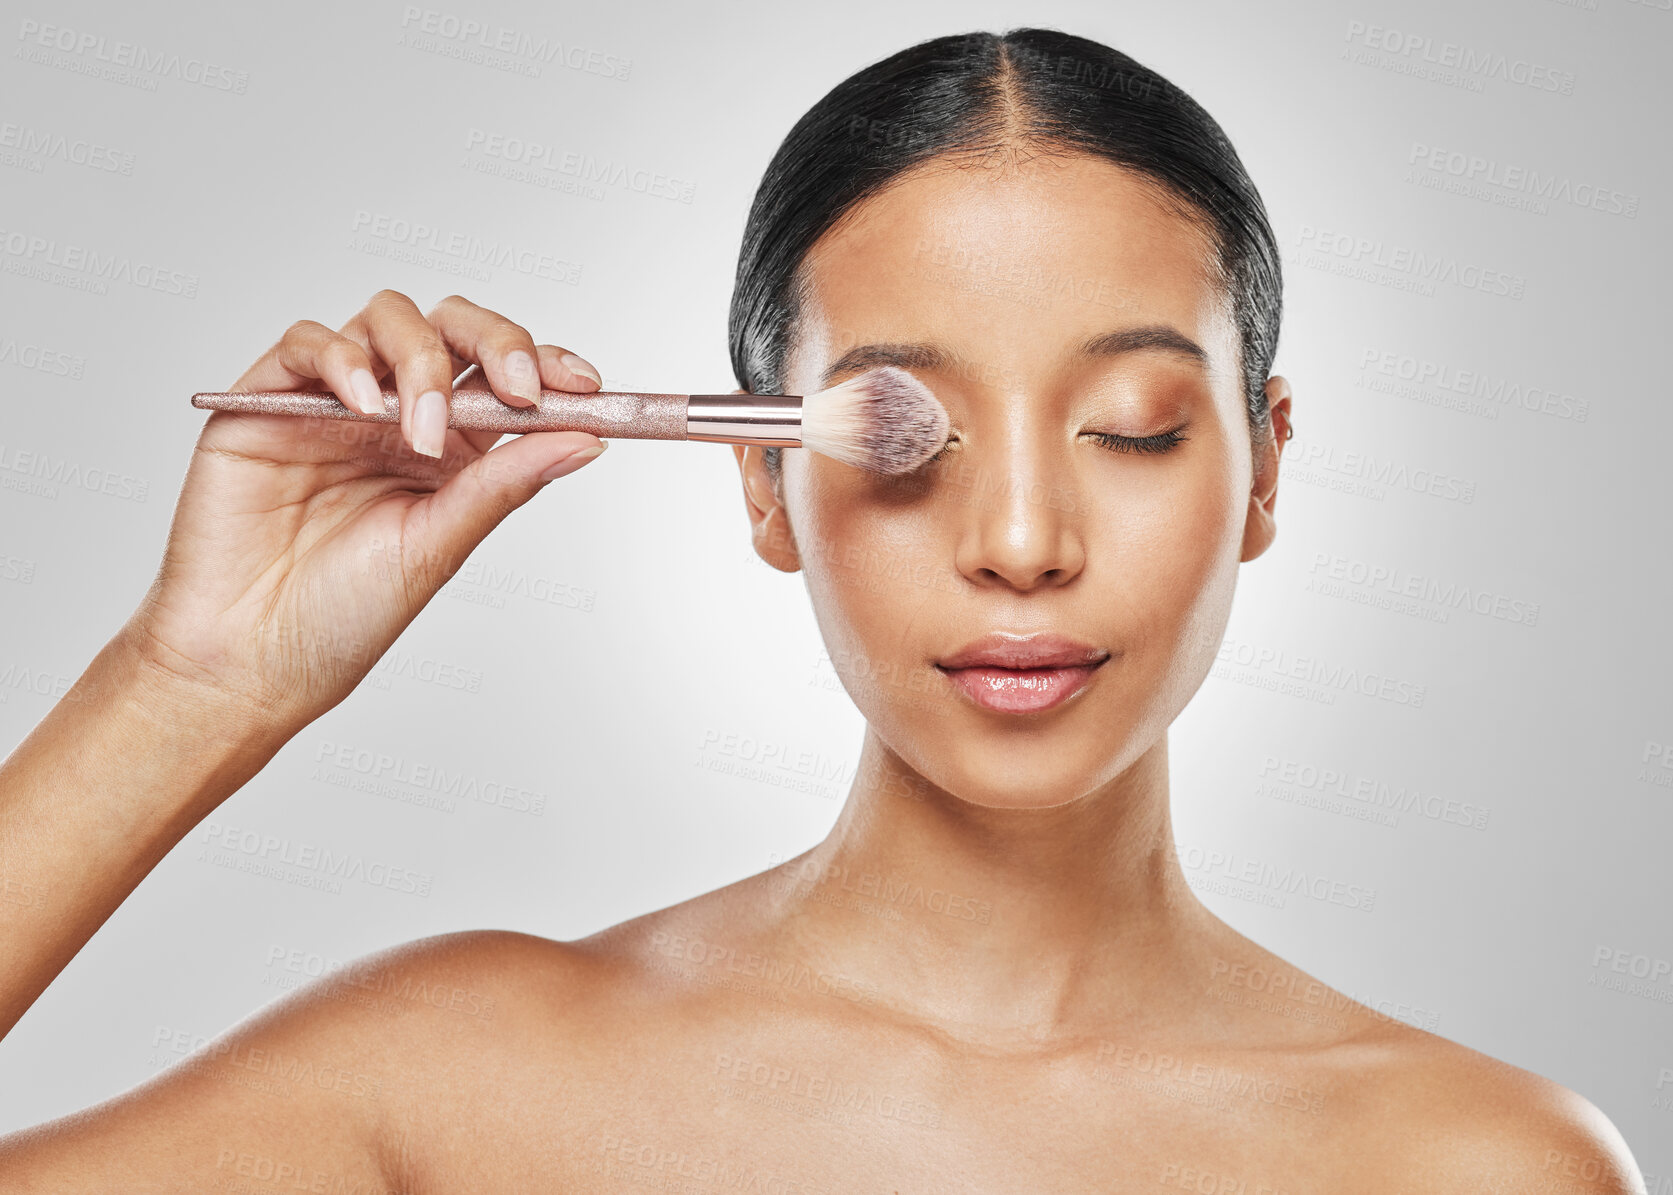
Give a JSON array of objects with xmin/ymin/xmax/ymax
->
[{"xmin": 934, "ymin": 632, "xmax": 1110, "ymax": 714}]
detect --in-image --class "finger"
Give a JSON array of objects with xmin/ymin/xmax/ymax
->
[
  {"xmin": 534, "ymin": 343, "xmax": 603, "ymax": 392},
  {"xmin": 334, "ymin": 316, "xmax": 404, "ymax": 442},
  {"xmin": 351, "ymin": 289, "xmax": 457, "ymax": 459},
  {"xmin": 231, "ymin": 320, "xmax": 385, "ymax": 415},
  {"xmin": 426, "ymin": 294, "xmax": 544, "ymax": 409},
  {"xmin": 402, "ymin": 431, "xmax": 609, "ymax": 591},
  {"xmin": 448, "ymin": 364, "xmax": 507, "ymax": 458},
  {"xmin": 336, "ymin": 319, "xmax": 463, "ymax": 393},
  {"xmin": 341, "ymin": 291, "xmax": 445, "ymax": 451}
]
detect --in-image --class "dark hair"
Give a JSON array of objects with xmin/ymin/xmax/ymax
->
[{"xmin": 728, "ymin": 27, "xmax": 1283, "ymax": 487}]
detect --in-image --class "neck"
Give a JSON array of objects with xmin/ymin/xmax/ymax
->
[{"xmin": 763, "ymin": 726, "xmax": 1220, "ymax": 1047}]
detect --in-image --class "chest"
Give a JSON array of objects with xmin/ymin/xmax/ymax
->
[{"xmin": 407, "ymin": 1022, "xmax": 1354, "ymax": 1193}]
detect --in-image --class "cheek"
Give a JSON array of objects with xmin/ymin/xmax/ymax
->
[
  {"xmin": 1158, "ymin": 472, "xmax": 1247, "ymax": 698},
  {"xmin": 792, "ymin": 467, "xmax": 945, "ymax": 662},
  {"xmin": 1084, "ymin": 449, "xmax": 1246, "ymax": 663}
]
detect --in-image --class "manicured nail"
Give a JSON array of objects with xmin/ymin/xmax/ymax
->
[
  {"xmin": 349, "ymin": 369, "xmax": 385, "ymax": 416},
  {"xmin": 503, "ymin": 350, "xmax": 540, "ymax": 405},
  {"xmin": 560, "ymin": 352, "xmax": 602, "ymax": 388},
  {"xmin": 413, "ymin": 390, "xmax": 448, "ymax": 458},
  {"xmin": 538, "ymin": 441, "xmax": 607, "ymax": 483}
]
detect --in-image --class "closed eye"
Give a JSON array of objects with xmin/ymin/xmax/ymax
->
[
  {"xmin": 919, "ymin": 427, "xmax": 1189, "ymax": 466},
  {"xmin": 922, "ymin": 437, "xmax": 958, "ymax": 466},
  {"xmin": 1083, "ymin": 428, "xmax": 1188, "ymax": 455}
]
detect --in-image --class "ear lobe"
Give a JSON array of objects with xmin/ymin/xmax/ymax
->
[
  {"xmin": 732, "ymin": 443, "xmax": 801, "ymax": 573},
  {"xmin": 1240, "ymin": 375, "xmax": 1292, "ymax": 563}
]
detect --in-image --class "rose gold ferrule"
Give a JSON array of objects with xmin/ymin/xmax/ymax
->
[{"xmin": 685, "ymin": 394, "xmax": 804, "ymax": 447}]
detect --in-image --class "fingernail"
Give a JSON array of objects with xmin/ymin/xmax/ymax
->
[
  {"xmin": 413, "ymin": 390, "xmax": 448, "ymax": 458},
  {"xmin": 560, "ymin": 352, "xmax": 602, "ymax": 388},
  {"xmin": 349, "ymin": 369, "xmax": 385, "ymax": 416},
  {"xmin": 503, "ymin": 350, "xmax": 540, "ymax": 405},
  {"xmin": 538, "ymin": 441, "xmax": 607, "ymax": 483}
]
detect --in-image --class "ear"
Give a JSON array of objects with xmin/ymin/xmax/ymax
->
[
  {"xmin": 1241, "ymin": 375, "xmax": 1293, "ymax": 563},
  {"xmin": 729, "ymin": 388, "xmax": 801, "ymax": 573}
]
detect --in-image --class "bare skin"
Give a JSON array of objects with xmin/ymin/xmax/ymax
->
[{"xmin": 0, "ymin": 156, "xmax": 1646, "ymax": 1193}]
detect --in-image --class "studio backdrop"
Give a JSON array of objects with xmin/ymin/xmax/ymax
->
[{"xmin": 0, "ymin": 0, "xmax": 1668, "ymax": 1180}]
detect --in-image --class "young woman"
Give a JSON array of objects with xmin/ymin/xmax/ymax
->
[{"xmin": 0, "ymin": 27, "xmax": 1646, "ymax": 1193}]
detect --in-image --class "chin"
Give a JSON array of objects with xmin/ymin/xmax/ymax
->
[
  {"xmin": 948, "ymin": 784, "xmax": 1101, "ymax": 813},
  {"xmin": 901, "ymin": 716, "xmax": 1145, "ymax": 812}
]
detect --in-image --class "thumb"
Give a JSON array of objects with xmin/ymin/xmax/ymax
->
[{"xmin": 405, "ymin": 430, "xmax": 607, "ymax": 572}]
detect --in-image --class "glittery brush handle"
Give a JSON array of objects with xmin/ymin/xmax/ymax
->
[
  {"xmin": 189, "ymin": 388, "xmax": 806, "ymax": 445},
  {"xmin": 190, "ymin": 387, "xmax": 693, "ymax": 439}
]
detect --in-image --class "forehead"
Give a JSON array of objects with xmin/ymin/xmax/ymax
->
[{"xmin": 786, "ymin": 152, "xmax": 1236, "ymax": 394}]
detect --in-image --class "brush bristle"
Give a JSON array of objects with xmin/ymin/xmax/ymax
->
[{"xmin": 800, "ymin": 366, "xmax": 949, "ymax": 474}]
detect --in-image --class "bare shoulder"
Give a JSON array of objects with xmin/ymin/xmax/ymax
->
[
  {"xmin": 1191, "ymin": 923, "xmax": 1646, "ymax": 1193},
  {"xmin": 1333, "ymin": 1017, "xmax": 1647, "ymax": 1194},
  {"xmin": 324, "ymin": 925, "xmax": 615, "ymax": 1014},
  {"xmin": 307, "ymin": 926, "xmax": 652, "ymax": 1059},
  {"xmin": 342, "ymin": 861, "xmax": 787, "ymax": 1021},
  {"xmin": 0, "ymin": 928, "xmax": 598, "ymax": 1189}
]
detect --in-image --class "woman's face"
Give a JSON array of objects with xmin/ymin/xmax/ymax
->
[{"xmin": 737, "ymin": 151, "xmax": 1288, "ymax": 810}]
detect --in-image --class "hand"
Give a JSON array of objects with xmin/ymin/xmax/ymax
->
[{"xmin": 120, "ymin": 289, "xmax": 608, "ymax": 736}]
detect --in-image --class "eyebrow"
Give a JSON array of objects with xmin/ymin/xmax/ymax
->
[{"xmin": 819, "ymin": 324, "xmax": 1211, "ymax": 389}]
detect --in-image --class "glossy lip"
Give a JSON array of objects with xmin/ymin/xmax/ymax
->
[
  {"xmin": 936, "ymin": 631, "xmax": 1111, "ymax": 670},
  {"xmin": 934, "ymin": 632, "xmax": 1111, "ymax": 715}
]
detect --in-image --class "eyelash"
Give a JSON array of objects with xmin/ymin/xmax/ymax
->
[
  {"xmin": 922, "ymin": 428, "xmax": 1188, "ymax": 464},
  {"xmin": 1085, "ymin": 428, "xmax": 1189, "ymax": 455}
]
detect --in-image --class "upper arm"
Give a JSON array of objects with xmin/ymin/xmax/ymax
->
[{"xmin": 0, "ymin": 929, "xmax": 546, "ymax": 1193}]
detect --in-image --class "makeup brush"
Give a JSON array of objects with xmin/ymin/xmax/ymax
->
[{"xmin": 190, "ymin": 364, "xmax": 949, "ymax": 475}]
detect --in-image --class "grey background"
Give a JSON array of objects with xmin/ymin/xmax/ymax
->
[{"xmin": 1, "ymin": 0, "xmax": 1669, "ymax": 1176}]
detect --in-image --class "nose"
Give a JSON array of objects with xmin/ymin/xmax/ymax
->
[{"xmin": 951, "ymin": 427, "xmax": 1086, "ymax": 593}]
